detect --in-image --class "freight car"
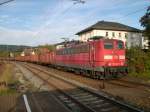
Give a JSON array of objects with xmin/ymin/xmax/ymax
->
[{"xmin": 16, "ymin": 38, "xmax": 127, "ymax": 79}]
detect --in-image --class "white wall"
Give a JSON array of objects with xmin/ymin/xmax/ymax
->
[
  {"xmin": 78, "ymin": 29, "xmax": 144, "ymax": 48},
  {"xmin": 141, "ymin": 37, "xmax": 149, "ymax": 49},
  {"xmin": 127, "ymin": 32, "xmax": 142, "ymax": 48},
  {"xmin": 80, "ymin": 31, "xmax": 93, "ymax": 41}
]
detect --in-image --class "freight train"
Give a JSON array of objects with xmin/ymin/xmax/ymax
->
[{"xmin": 15, "ymin": 38, "xmax": 128, "ymax": 79}]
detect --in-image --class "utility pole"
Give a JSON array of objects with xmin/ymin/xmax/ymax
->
[
  {"xmin": 6, "ymin": 45, "xmax": 9, "ymax": 62},
  {"xmin": 61, "ymin": 38, "xmax": 69, "ymax": 47},
  {"xmin": 71, "ymin": 0, "xmax": 85, "ymax": 4},
  {"xmin": 61, "ymin": 37, "xmax": 69, "ymax": 42}
]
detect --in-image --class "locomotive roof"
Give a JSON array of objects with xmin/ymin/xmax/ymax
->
[
  {"xmin": 55, "ymin": 40, "xmax": 82, "ymax": 45},
  {"xmin": 76, "ymin": 21, "xmax": 141, "ymax": 35},
  {"xmin": 57, "ymin": 38, "xmax": 122, "ymax": 50}
]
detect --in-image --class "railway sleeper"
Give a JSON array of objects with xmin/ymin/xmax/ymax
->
[
  {"xmin": 74, "ymin": 94, "xmax": 96, "ymax": 99},
  {"xmin": 85, "ymin": 101, "xmax": 105, "ymax": 106},
  {"xmin": 57, "ymin": 95, "xmax": 82, "ymax": 111},
  {"xmin": 69, "ymin": 90, "xmax": 88, "ymax": 95},
  {"xmin": 73, "ymin": 94, "xmax": 94, "ymax": 99},
  {"xmin": 85, "ymin": 99, "xmax": 104, "ymax": 105},
  {"xmin": 67, "ymin": 103, "xmax": 76, "ymax": 107},
  {"xmin": 63, "ymin": 100, "xmax": 72, "ymax": 103},
  {"xmin": 71, "ymin": 93, "xmax": 91, "ymax": 97},
  {"xmin": 91, "ymin": 104, "xmax": 118, "ymax": 112},
  {"xmin": 78, "ymin": 97, "xmax": 99, "ymax": 102},
  {"xmin": 100, "ymin": 106, "xmax": 120, "ymax": 112},
  {"xmin": 70, "ymin": 92, "xmax": 93, "ymax": 96},
  {"xmin": 68, "ymin": 88, "xmax": 84, "ymax": 93},
  {"xmin": 90, "ymin": 102, "xmax": 110, "ymax": 108}
]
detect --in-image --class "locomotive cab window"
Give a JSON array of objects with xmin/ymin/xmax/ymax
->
[
  {"xmin": 104, "ymin": 42, "xmax": 113, "ymax": 49},
  {"xmin": 117, "ymin": 41, "xmax": 124, "ymax": 49}
]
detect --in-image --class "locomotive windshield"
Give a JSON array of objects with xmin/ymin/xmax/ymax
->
[
  {"xmin": 104, "ymin": 42, "xmax": 113, "ymax": 49},
  {"xmin": 117, "ymin": 41, "xmax": 124, "ymax": 49}
]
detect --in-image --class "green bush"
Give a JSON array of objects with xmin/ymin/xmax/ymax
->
[{"xmin": 126, "ymin": 47, "xmax": 150, "ymax": 78}]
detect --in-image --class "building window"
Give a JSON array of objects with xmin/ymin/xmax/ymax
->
[
  {"xmin": 119, "ymin": 33, "xmax": 121, "ymax": 37},
  {"xmin": 125, "ymin": 33, "xmax": 128, "ymax": 39},
  {"xmin": 112, "ymin": 32, "xmax": 115, "ymax": 37},
  {"xmin": 117, "ymin": 41, "xmax": 124, "ymax": 49},
  {"xmin": 106, "ymin": 32, "xmax": 108, "ymax": 37}
]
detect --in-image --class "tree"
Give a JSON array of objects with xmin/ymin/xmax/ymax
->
[
  {"xmin": 126, "ymin": 47, "xmax": 150, "ymax": 78},
  {"xmin": 140, "ymin": 6, "xmax": 150, "ymax": 47},
  {"xmin": 38, "ymin": 44, "xmax": 55, "ymax": 51}
]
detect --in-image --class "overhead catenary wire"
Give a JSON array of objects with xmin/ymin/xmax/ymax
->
[
  {"xmin": 32, "ymin": 0, "xmax": 85, "ymax": 42},
  {"xmin": 114, "ymin": 6, "xmax": 148, "ymax": 21},
  {"xmin": 0, "ymin": 0, "xmax": 14, "ymax": 6},
  {"xmin": 33, "ymin": 3, "xmax": 75, "ymax": 37}
]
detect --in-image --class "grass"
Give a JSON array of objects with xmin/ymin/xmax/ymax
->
[
  {"xmin": 0, "ymin": 63, "xmax": 18, "ymax": 95},
  {"xmin": 0, "ymin": 88, "xmax": 16, "ymax": 95},
  {"xmin": 128, "ymin": 71, "xmax": 150, "ymax": 82}
]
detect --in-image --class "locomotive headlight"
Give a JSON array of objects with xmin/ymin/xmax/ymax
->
[
  {"xmin": 120, "ymin": 62, "xmax": 124, "ymax": 65},
  {"xmin": 104, "ymin": 55, "xmax": 113, "ymax": 59},
  {"xmin": 119, "ymin": 55, "xmax": 125, "ymax": 59},
  {"xmin": 108, "ymin": 63, "xmax": 111, "ymax": 66}
]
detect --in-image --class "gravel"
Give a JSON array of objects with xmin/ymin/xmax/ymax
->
[{"xmin": 14, "ymin": 63, "xmax": 50, "ymax": 92}]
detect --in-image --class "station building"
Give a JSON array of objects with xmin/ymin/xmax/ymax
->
[{"xmin": 76, "ymin": 21, "xmax": 148, "ymax": 49}]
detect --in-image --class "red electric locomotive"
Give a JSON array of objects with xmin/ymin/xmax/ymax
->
[{"xmin": 54, "ymin": 38, "xmax": 127, "ymax": 78}]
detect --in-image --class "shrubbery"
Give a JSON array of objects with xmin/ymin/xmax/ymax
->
[{"xmin": 126, "ymin": 47, "xmax": 150, "ymax": 78}]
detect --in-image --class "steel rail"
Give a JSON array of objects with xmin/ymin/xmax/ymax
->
[{"xmin": 117, "ymin": 79, "xmax": 150, "ymax": 88}]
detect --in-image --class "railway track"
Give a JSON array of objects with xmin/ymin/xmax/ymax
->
[
  {"xmin": 106, "ymin": 78, "xmax": 150, "ymax": 89},
  {"xmin": 116, "ymin": 79, "xmax": 150, "ymax": 88},
  {"xmin": 22, "ymin": 62, "xmax": 150, "ymax": 90},
  {"xmin": 106, "ymin": 80, "xmax": 137, "ymax": 88},
  {"xmin": 19, "ymin": 62, "xmax": 144, "ymax": 112}
]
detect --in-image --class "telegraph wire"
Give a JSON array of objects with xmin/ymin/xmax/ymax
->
[
  {"xmin": 114, "ymin": 6, "xmax": 148, "ymax": 21},
  {"xmin": 0, "ymin": 0, "xmax": 14, "ymax": 6},
  {"xmin": 61, "ymin": 0, "xmax": 85, "ymax": 16}
]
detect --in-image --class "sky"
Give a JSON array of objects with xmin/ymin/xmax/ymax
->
[{"xmin": 0, "ymin": 0, "xmax": 149, "ymax": 46}]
